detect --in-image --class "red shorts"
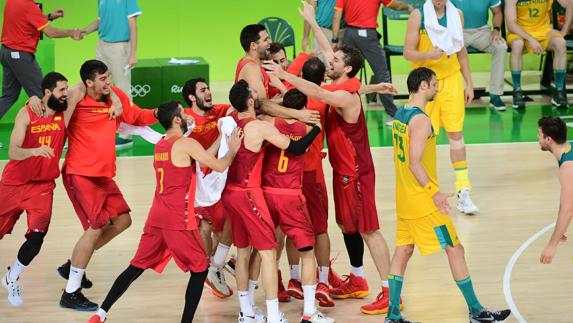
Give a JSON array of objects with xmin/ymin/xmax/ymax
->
[
  {"xmin": 263, "ymin": 187, "xmax": 315, "ymax": 250},
  {"xmin": 302, "ymin": 170, "xmax": 329, "ymax": 235},
  {"xmin": 221, "ymin": 186, "xmax": 277, "ymax": 251},
  {"xmin": 195, "ymin": 201, "xmax": 226, "ymax": 233},
  {"xmin": 0, "ymin": 181, "xmax": 55, "ymax": 239},
  {"xmin": 62, "ymin": 169, "xmax": 131, "ymax": 230},
  {"xmin": 332, "ymin": 171, "xmax": 380, "ymax": 234},
  {"xmin": 130, "ymin": 225, "xmax": 209, "ymax": 273}
]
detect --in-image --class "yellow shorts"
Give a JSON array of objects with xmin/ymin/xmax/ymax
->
[
  {"xmin": 507, "ymin": 27, "xmax": 563, "ymax": 52},
  {"xmin": 396, "ymin": 211, "xmax": 460, "ymax": 256},
  {"xmin": 425, "ymin": 72, "xmax": 465, "ymax": 134}
]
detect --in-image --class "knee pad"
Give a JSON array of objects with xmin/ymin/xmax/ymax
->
[{"xmin": 27, "ymin": 232, "xmax": 46, "ymax": 248}]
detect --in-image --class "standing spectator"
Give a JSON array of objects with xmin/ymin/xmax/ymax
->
[
  {"xmin": 332, "ymin": 0, "xmax": 413, "ymax": 119},
  {"xmin": 82, "ymin": 0, "xmax": 141, "ymax": 148},
  {"xmin": 0, "ymin": 0, "xmax": 83, "ymax": 148},
  {"xmin": 451, "ymin": 0, "xmax": 507, "ymax": 111},
  {"xmin": 302, "ymin": 0, "xmax": 344, "ymax": 52}
]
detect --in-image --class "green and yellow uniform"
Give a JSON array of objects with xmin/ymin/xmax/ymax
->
[
  {"xmin": 413, "ymin": 9, "xmax": 465, "ymax": 134},
  {"xmin": 558, "ymin": 143, "xmax": 573, "ymax": 167},
  {"xmin": 392, "ymin": 107, "xmax": 460, "ymax": 255},
  {"xmin": 506, "ymin": 0, "xmax": 562, "ymax": 52}
]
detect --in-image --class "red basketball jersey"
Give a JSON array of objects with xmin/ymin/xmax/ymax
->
[
  {"xmin": 226, "ymin": 112, "xmax": 265, "ymax": 188},
  {"xmin": 184, "ymin": 104, "xmax": 232, "ymax": 149},
  {"xmin": 1, "ymin": 105, "xmax": 66, "ymax": 185},
  {"xmin": 146, "ymin": 136, "xmax": 196, "ymax": 231},
  {"xmin": 235, "ymin": 57, "xmax": 271, "ymax": 98},
  {"xmin": 325, "ymin": 78, "xmax": 374, "ymax": 177},
  {"xmin": 262, "ymin": 118, "xmax": 308, "ymax": 189}
]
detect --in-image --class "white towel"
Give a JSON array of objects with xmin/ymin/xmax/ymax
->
[
  {"xmin": 117, "ymin": 121, "xmax": 195, "ymax": 144},
  {"xmin": 423, "ymin": 0, "xmax": 464, "ymax": 56},
  {"xmin": 194, "ymin": 116, "xmax": 237, "ymax": 207}
]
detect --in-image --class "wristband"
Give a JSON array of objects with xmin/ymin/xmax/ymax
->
[{"xmin": 423, "ymin": 182, "xmax": 439, "ymax": 197}]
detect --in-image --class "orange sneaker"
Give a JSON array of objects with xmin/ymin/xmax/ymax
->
[
  {"xmin": 287, "ymin": 279, "xmax": 303, "ymax": 300},
  {"xmin": 360, "ymin": 287, "xmax": 403, "ymax": 315},
  {"xmin": 328, "ymin": 258, "xmax": 346, "ymax": 289},
  {"xmin": 315, "ymin": 282, "xmax": 335, "ymax": 307},
  {"xmin": 87, "ymin": 315, "xmax": 105, "ymax": 323},
  {"xmin": 330, "ymin": 274, "xmax": 369, "ymax": 299},
  {"xmin": 278, "ymin": 270, "xmax": 291, "ymax": 302}
]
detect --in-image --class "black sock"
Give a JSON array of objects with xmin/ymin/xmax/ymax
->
[
  {"xmin": 17, "ymin": 232, "xmax": 46, "ymax": 266},
  {"xmin": 343, "ymin": 232, "xmax": 364, "ymax": 268},
  {"xmin": 100, "ymin": 265, "xmax": 144, "ymax": 312},
  {"xmin": 181, "ymin": 270, "xmax": 208, "ymax": 323}
]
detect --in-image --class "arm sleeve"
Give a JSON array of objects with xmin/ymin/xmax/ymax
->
[
  {"xmin": 27, "ymin": 3, "xmax": 49, "ymax": 31},
  {"xmin": 285, "ymin": 125, "xmax": 321, "ymax": 155},
  {"xmin": 127, "ymin": 0, "xmax": 142, "ymax": 18}
]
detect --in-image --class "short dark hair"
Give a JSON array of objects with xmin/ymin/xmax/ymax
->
[
  {"xmin": 229, "ymin": 80, "xmax": 251, "ymax": 112},
  {"xmin": 407, "ymin": 67, "xmax": 436, "ymax": 93},
  {"xmin": 302, "ymin": 57, "xmax": 326, "ymax": 85},
  {"xmin": 282, "ymin": 89, "xmax": 307, "ymax": 110},
  {"xmin": 41, "ymin": 72, "xmax": 68, "ymax": 94},
  {"xmin": 80, "ymin": 60, "xmax": 108, "ymax": 85},
  {"xmin": 338, "ymin": 46, "xmax": 363, "ymax": 78},
  {"xmin": 240, "ymin": 24, "xmax": 266, "ymax": 52},
  {"xmin": 268, "ymin": 42, "xmax": 286, "ymax": 56},
  {"xmin": 538, "ymin": 116, "xmax": 567, "ymax": 144},
  {"xmin": 157, "ymin": 101, "xmax": 182, "ymax": 131},
  {"xmin": 182, "ymin": 78, "xmax": 207, "ymax": 107}
]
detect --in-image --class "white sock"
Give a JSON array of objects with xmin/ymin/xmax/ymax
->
[
  {"xmin": 248, "ymin": 280, "xmax": 257, "ymax": 306},
  {"xmin": 212, "ymin": 243, "xmax": 230, "ymax": 268},
  {"xmin": 239, "ymin": 291, "xmax": 254, "ymax": 316},
  {"xmin": 382, "ymin": 280, "xmax": 389, "ymax": 288},
  {"xmin": 97, "ymin": 308, "xmax": 107, "ymax": 321},
  {"xmin": 266, "ymin": 298, "xmax": 280, "ymax": 322},
  {"xmin": 289, "ymin": 264, "xmax": 300, "ymax": 281},
  {"xmin": 318, "ymin": 266, "xmax": 329, "ymax": 285},
  {"xmin": 350, "ymin": 265, "xmax": 365, "ymax": 278},
  {"xmin": 302, "ymin": 284, "xmax": 317, "ymax": 316},
  {"xmin": 8, "ymin": 259, "xmax": 26, "ymax": 281},
  {"xmin": 65, "ymin": 266, "xmax": 84, "ymax": 293}
]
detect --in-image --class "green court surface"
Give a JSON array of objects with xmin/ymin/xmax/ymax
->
[{"xmin": 0, "ymin": 104, "xmax": 569, "ymax": 160}]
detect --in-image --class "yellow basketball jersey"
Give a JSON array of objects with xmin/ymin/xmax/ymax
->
[
  {"xmin": 515, "ymin": 0, "xmax": 552, "ymax": 29},
  {"xmin": 412, "ymin": 10, "xmax": 460, "ymax": 80},
  {"xmin": 392, "ymin": 107, "xmax": 438, "ymax": 219}
]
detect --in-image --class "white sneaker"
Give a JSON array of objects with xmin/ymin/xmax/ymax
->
[
  {"xmin": 301, "ymin": 310, "xmax": 335, "ymax": 323},
  {"xmin": 457, "ymin": 188, "xmax": 479, "ymax": 215},
  {"xmin": 254, "ymin": 306, "xmax": 267, "ymax": 323},
  {"xmin": 267, "ymin": 312, "xmax": 289, "ymax": 323},
  {"xmin": 2, "ymin": 269, "xmax": 22, "ymax": 306},
  {"xmin": 238, "ymin": 312, "xmax": 258, "ymax": 323},
  {"xmin": 205, "ymin": 266, "xmax": 232, "ymax": 297}
]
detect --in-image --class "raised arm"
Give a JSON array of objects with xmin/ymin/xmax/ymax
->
[
  {"xmin": 403, "ymin": 10, "xmax": 444, "ymax": 62},
  {"xmin": 299, "ymin": 1, "xmax": 334, "ymax": 63},
  {"xmin": 302, "ymin": 0, "xmax": 317, "ymax": 51},
  {"xmin": 540, "ymin": 162, "xmax": 573, "ymax": 264},
  {"xmin": 9, "ymin": 109, "xmax": 54, "ymax": 160},
  {"xmin": 557, "ymin": 0, "xmax": 573, "ymax": 36},
  {"xmin": 407, "ymin": 115, "xmax": 452, "ymax": 214}
]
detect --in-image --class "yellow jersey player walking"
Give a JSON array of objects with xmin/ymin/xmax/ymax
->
[
  {"xmin": 404, "ymin": 0, "xmax": 478, "ymax": 215},
  {"xmin": 384, "ymin": 67, "xmax": 511, "ymax": 323}
]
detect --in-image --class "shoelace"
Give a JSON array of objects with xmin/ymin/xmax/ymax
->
[{"xmin": 8, "ymin": 280, "xmax": 21, "ymax": 297}]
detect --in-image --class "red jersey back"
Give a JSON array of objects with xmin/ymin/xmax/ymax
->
[
  {"xmin": 146, "ymin": 136, "xmax": 196, "ymax": 231},
  {"xmin": 325, "ymin": 78, "xmax": 374, "ymax": 176},
  {"xmin": 262, "ymin": 118, "xmax": 308, "ymax": 189},
  {"xmin": 1, "ymin": 105, "xmax": 66, "ymax": 185},
  {"xmin": 226, "ymin": 112, "xmax": 264, "ymax": 188},
  {"xmin": 235, "ymin": 57, "xmax": 271, "ymax": 98},
  {"xmin": 184, "ymin": 104, "xmax": 232, "ymax": 149}
]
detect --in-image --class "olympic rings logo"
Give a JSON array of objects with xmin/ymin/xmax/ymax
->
[{"xmin": 131, "ymin": 84, "xmax": 151, "ymax": 97}]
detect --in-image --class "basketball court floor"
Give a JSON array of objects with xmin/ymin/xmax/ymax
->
[{"xmin": 0, "ymin": 80, "xmax": 572, "ymax": 322}]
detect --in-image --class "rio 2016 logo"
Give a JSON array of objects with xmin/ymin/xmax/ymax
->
[
  {"xmin": 131, "ymin": 84, "xmax": 151, "ymax": 97},
  {"xmin": 171, "ymin": 85, "xmax": 183, "ymax": 94}
]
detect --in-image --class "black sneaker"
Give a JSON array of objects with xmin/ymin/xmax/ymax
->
[
  {"xmin": 57, "ymin": 260, "xmax": 93, "ymax": 289},
  {"xmin": 512, "ymin": 89, "xmax": 525, "ymax": 109},
  {"xmin": 384, "ymin": 318, "xmax": 418, "ymax": 323},
  {"xmin": 59, "ymin": 289, "xmax": 98, "ymax": 311},
  {"xmin": 470, "ymin": 308, "xmax": 511, "ymax": 323},
  {"xmin": 551, "ymin": 90, "xmax": 569, "ymax": 109}
]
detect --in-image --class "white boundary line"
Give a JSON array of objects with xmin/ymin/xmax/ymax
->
[{"xmin": 502, "ymin": 222, "xmax": 556, "ymax": 323}]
